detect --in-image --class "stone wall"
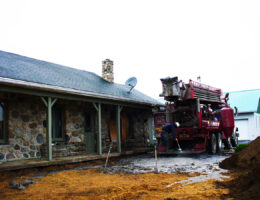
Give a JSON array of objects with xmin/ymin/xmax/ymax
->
[
  {"xmin": 0, "ymin": 94, "xmax": 46, "ymax": 162},
  {"xmin": 0, "ymin": 92, "xmax": 154, "ymax": 162},
  {"xmin": 65, "ymin": 101, "xmax": 85, "ymax": 144}
]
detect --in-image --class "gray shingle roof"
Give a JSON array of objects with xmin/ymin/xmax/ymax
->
[{"xmin": 0, "ymin": 50, "xmax": 160, "ymax": 106}]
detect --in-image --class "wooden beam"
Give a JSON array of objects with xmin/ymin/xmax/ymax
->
[
  {"xmin": 41, "ymin": 97, "xmax": 57, "ymax": 161},
  {"xmin": 41, "ymin": 97, "xmax": 47, "ymax": 107},
  {"xmin": 0, "ymin": 85, "xmax": 153, "ymax": 109},
  {"xmin": 47, "ymin": 97, "xmax": 53, "ymax": 161},
  {"xmin": 92, "ymin": 102, "xmax": 98, "ymax": 111},
  {"xmin": 97, "ymin": 103, "xmax": 102, "ymax": 155},
  {"xmin": 116, "ymin": 105, "xmax": 122, "ymax": 153},
  {"xmin": 51, "ymin": 98, "xmax": 57, "ymax": 107}
]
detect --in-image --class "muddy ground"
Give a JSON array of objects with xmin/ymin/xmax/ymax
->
[{"xmin": 0, "ymin": 153, "xmax": 242, "ymax": 200}]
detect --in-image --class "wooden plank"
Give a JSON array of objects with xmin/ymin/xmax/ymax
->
[
  {"xmin": 47, "ymin": 97, "xmax": 53, "ymax": 161},
  {"xmin": 116, "ymin": 105, "xmax": 121, "ymax": 153},
  {"xmin": 97, "ymin": 103, "xmax": 102, "ymax": 155},
  {"xmin": 109, "ymin": 120, "xmax": 117, "ymax": 140}
]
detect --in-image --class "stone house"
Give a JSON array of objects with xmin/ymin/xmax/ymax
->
[{"xmin": 0, "ymin": 50, "xmax": 160, "ymax": 163}]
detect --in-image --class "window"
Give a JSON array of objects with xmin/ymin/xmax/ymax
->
[
  {"xmin": 52, "ymin": 105, "xmax": 65, "ymax": 141},
  {"xmin": 85, "ymin": 113, "xmax": 92, "ymax": 132},
  {"xmin": 0, "ymin": 102, "xmax": 7, "ymax": 144}
]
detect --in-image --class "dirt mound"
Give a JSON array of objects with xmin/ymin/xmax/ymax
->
[
  {"xmin": 219, "ymin": 137, "xmax": 260, "ymax": 199},
  {"xmin": 220, "ymin": 136, "xmax": 260, "ymax": 169}
]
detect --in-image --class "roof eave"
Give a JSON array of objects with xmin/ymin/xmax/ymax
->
[{"xmin": 0, "ymin": 77, "xmax": 160, "ymax": 107}]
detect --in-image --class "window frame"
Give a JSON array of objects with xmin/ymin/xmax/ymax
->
[
  {"xmin": 0, "ymin": 101, "xmax": 8, "ymax": 144},
  {"xmin": 52, "ymin": 105, "xmax": 65, "ymax": 142}
]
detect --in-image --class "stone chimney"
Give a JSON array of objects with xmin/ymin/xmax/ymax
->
[{"xmin": 102, "ymin": 59, "xmax": 114, "ymax": 83}]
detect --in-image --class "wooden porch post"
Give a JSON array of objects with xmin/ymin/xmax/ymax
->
[
  {"xmin": 93, "ymin": 103, "xmax": 102, "ymax": 155},
  {"xmin": 116, "ymin": 105, "xmax": 123, "ymax": 153},
  {"xmin": 41, "ymin": 97, "xmax": 57, "ymax": 161}
]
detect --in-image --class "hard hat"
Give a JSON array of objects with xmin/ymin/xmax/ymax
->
[{"xmin": 175, "ymin": 122, "xmax": 180, "ymax": 127}]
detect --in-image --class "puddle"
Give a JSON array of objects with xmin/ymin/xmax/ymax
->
[
  {"xmin": 31, "ymin": 153, "xmax": 231, "ymax": 187},
  {"xmin": 167, "ymin": 169, "xmax": 230, "ymax": 187},
  {"xmin": 104, "ymin": 153, "xmax": 230, "ymax": 175}
]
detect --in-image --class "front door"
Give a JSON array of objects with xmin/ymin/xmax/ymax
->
[{"xmin": 85, "ymin": 113, "xmax": 96, "ymax": 154}]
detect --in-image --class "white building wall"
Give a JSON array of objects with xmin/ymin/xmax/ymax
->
[
  {"xmin": 252, "ymin": 113, "xmax": 260, "ymax": 139},
  {"xmin": 235, "ymin": 112, "xmax": 260, "ymax": 141}
]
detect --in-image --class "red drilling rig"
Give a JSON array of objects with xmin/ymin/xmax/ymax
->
[{"xmin": 155, "ymin": 77, "xmax": 238, "ymax": 154}]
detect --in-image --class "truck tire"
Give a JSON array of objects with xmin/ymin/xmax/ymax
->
[
  {"xmin": 223, "ymin": 138, "xmax": 232, "ymax": 149},
  {"xmin": 216, "ymin": 132, "xmax": 222, "ymax": 153},
  {"xmin": 208, "ymin": 133, "xmax": 217, "ymax": 154}
]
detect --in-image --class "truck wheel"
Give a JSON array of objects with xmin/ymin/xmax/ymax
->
[
  {"xmin": 208, "ymin": 133, "xmax": 217, "ymax": 154},
  {"xmin": 216, "ymin": 133, "xmax": 222, "ymax": 153},
  {"xmin": 223, "ymin": 138, "xmax": 232, "ymax": 149}
]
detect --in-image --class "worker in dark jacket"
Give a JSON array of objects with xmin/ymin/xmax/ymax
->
[{"xmin": 161, "ymin": 122, "xmax": 179, "ymax": 151}]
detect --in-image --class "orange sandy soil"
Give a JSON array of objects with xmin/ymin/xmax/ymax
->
[{"xmin": 0, "ymin": 165, "xmax": 235, "ymax": 200}]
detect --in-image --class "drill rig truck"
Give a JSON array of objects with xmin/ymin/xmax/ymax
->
[{"xmin": 155, "ymin": 77, "xmax": 237, "ymax": 154}]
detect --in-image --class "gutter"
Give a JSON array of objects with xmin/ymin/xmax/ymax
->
[{"xmin": 0, "ymin": 77, "xmax": 161, "ymax": 106}]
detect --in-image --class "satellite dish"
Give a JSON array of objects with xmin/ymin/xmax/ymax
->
[{"xmin": 125, "ymin": 77, "xmax": 137, "ymax": 93}]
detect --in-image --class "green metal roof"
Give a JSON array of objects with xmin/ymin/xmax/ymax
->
[
  {"xmin": 0, "ymin": 50, "xmax": 160, "ymax": 106},
  {"xmin": 225, "ymin": 89, "xmax": 260, "ymax": 113}
]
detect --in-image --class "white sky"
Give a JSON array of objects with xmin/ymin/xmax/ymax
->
[{"xmin": 0, "ymin": 0, "xmax": 259, "ymax": 99}]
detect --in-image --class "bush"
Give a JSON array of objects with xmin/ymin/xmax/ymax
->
[{"xmin": 235, "ymin": 143, "xmax": 249, "ymax": 152}]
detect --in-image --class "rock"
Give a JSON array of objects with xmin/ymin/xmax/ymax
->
[
  {"xmin": 65, "ymin": 134, "xmax": 70, "ymax": 144},
  {"xmin": 21, "ymin": 115, "xmax": 29, "ymax": 122},
  {"xmin": 23, "ymin": 141, "xmax": 29, "ymax": 146},
  {"xmin": 23, "ymin": 179, "xmax": 37, "ymax": 186},
  {"xmin": 0, "ymin": 153, "xmax": 5, "ymax": 160},
  {"xmin": 15, "ymin": 151, "xmax": 23, "ymax": 159},
  {"xmin": 29, "ymin": 123, "xmax": 37, "ymax": 129},
  {"xmin": 36, "ymin": 134, "xmax": 43, "ymax": 144},
  {"xmin": 30, "ymin": 145, "xmax": 36, "ymax": 150},
  {"xmin": 31, "ymin": 110, "xmax": 38, "ymax": 115},
  {"xmin": 17, "ymin": 121, "xmax": 22, "ymax": 128},
  {"xmin": 14, "ymin": 144, "xmax": 20, "ymax": 150},
  {"xmin": 9, "ymin": 131, "xmax": 15, "ymax": 138},
  {"xmin": 31, "ymin": 129, "xmax": 37, "ymax": 135},
  {"xmin": 71, "ymin": 117, "xmax": 80, "ymax": 123},
  {"xmin": 6, "ymin": 153, "xmax": 16, "ymax": 160},
  {"xmin": 23, "ymin": 153, "xmax": 29, "ymax": 158},
  {"xmin": 0, "ymin": 146, "xmax": 8, "ymax": 152},
  {"xmin": 72, "ymin": 130, "xmax": 80, "ymax": 137},
  {"xmin": 29, "ymin": 151, "xmax": 35, "ymax": 157},
  {"xmin": 80, "ymin": 135, "xmax": 84, "ymax": 142},
  {"xmin": 11, "ymin": 111, "xmax": 19, "ymax": 118},
  {"xmin": 17, "ymin": 183, "xmax": 26, "ymax": 190},
  {"xmin": 74, "ymin": 123, "xmax": 80, "ymax": 129},
  {"xmin": 70, "ymin": 137, "xmax": 81, "ymax": 143},
  {"xmin": 22, "ymin": 123, "xmax": 28, "ymax": 129},
  {"xmin": 21, "ymin": 147, "xmax": 27, "ymax": 153},
  {"xmin": 10, "ymin": 180, "xmax": 19, "ymax": 187},
  {"xmin": 36, "ymin": 152, "xmax": 41, "ymax": 158}
]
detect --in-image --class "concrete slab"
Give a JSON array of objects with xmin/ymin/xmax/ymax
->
[{"xmin": 0, "ymin": 148, "xmax": 151, "ymax": 172}]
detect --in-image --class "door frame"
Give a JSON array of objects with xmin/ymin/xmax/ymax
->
[
  {"xmin": 52, "ymin": 105, "xmax": 65, "ymax": 142},
  {"xmin": 85, "ymin": 112, "xmax": 96, "ymax": 154}
]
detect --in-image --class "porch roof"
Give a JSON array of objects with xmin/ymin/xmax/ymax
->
[{"xmin": 0, "ymin": 50, "xmax": 160, "ymax": 106}]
